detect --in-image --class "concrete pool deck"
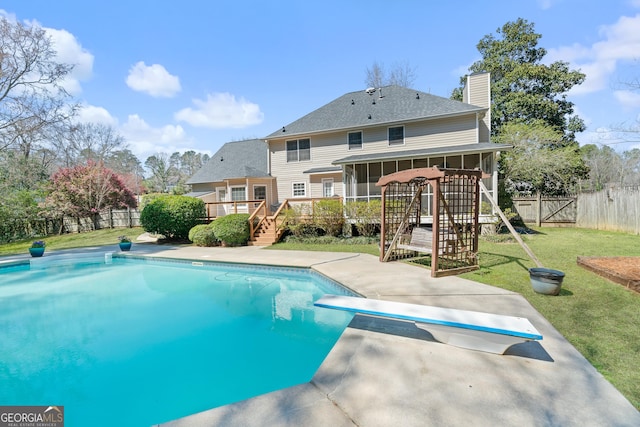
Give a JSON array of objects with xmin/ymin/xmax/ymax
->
[{"xmin": 4, "ymin": 243, "xmax": 640, "ymax": 426}]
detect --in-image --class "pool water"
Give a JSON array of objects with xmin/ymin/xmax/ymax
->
[{"xmin": 0, "ymin": 256, "xmax": 355, "ymax": 426}]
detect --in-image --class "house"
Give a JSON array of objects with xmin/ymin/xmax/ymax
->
[
  {"xmin": 264, "ymin": 72, "xmax": 509, "ymax": 216},
  {"xmin": 185, "ymin": 139, "xmax": 276, "ymax": 217},
  {"xmin": 187, "ymin": 73, "xmax": 508, "ymax": 242}
]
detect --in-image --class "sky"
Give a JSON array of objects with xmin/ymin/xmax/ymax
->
[{"xmin": 2, "ymin": 0, "xmax": 640, "ymax": 163}]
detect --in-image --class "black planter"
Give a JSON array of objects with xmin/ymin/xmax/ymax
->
[{"xmin": 529, "ymin": 267, "xmax": 565, "ymax": 295}]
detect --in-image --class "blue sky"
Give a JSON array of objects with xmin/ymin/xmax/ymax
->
[{"xmin": 2, "ymin": 0, "xmax": 640, "ymax": 161}]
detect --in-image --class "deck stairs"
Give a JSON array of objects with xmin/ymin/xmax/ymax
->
[{"xmin": 248, "ymin": 216, "xmax": 284, "ymax": 246}]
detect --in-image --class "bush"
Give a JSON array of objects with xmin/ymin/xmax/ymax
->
[
  {"xmin": 313, "ymin": 199, "xmax": 344, "ymax": 237},
  {"xmin": 210, "ymin": 214, "xmax": 250, "ymax": 246},
  {"xmin": 346, "ymin": 200, "xmax": 381, "ymax": 237},
  {"xmin": 191, "ymin": 225, "xmax": 219, "ymax": 247},
  {"xmin": 140, "ymin": 195, "xmax": 205, "ymax": 240},
  {"xmin": 279, "ymin": 206, "xmax": 318, "ymax": 237}
]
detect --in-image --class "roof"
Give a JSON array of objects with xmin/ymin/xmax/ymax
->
[
  {"xmin": 266, "ymin": 85, "xmax": 486, "ymax": 139},
  {"xmin": 302, "ymin": 166, "xmax": 343, "ymax": 174},
  {"xmin": 184, "ymin": 191, "xmax": 215, "ymax": 198},
  {"xmin": 186, "ymin": 139, "xmax": 270, "ymax": 184},
  {"xmin": 332, "ymin": 142, "xmax": 512, "ymax": 165}
]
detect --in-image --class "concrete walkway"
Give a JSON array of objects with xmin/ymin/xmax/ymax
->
[{"xmin": 4, "ymin": 244, "xmax": 639, "ymax": 426}]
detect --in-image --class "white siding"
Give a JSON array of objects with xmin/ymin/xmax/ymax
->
[
  {"xmin": 464, "ymin": 73, "xmax": 491, "ymax": 143},
  {"xmin": 270, "ymin": 115, "xmax": 478, "ymax": 200}
]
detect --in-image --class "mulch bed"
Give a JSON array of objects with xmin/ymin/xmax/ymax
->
[{"xmin": 577, "ymin": 256, "xmax": 640, "ymax": 294}]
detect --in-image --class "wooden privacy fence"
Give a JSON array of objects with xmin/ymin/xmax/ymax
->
[
  {"xmin": 48, "ymin": 208, "xmax": 141, "ymax": 234},
  {"xmin": 512, "ymin": 188, "xmax": 640, "ymax": 235},
  {"xmin": 577, "ymin": 187, "xmax": 640, "ymax": 235}
]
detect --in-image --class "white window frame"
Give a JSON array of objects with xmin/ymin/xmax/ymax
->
[
  {"xmin": 230, "ymin": 186, "xmax": 247, "ymax": 201},
  {"xmin": 286, "ymin": 138, "xmax": 311, "ymax": 162},
  {"xmin": 322, "ymin": 178, "xmax": 334, "ymax": 198},
  {"xmin": 292, "ymin": 182, "xmax": 307, "ymax": 198},
  {"xmin": 388, "ymin": 125, "xmax": 405, "ymax": 146},
  {"xmin": 348, "ymin": 131, "xmax": 363, "ymax": 150}
]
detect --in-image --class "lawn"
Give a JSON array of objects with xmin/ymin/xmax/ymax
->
[
  {"xmin": 0, "ymin": 227, "xmax": 145, "ymax": 256},
  {"xmin": 273, "ymin": 227, "xmax": 640, "ymax": 410},
  {"xmin": 1, "ymin": 226, "xmax": 639, "ymax": 409}
]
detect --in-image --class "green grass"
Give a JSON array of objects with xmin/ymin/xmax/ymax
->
[
  {"xmin": 461, "ymin": 227, "xmax": 640, "ymax": 410},
  {"xmin": 1, "ymin": 226, "xmax": 639, "ymax": 409},
  {"xmin": 270, "ymin": 227, "xmax": 640, "ymax": 409},
  {"xmin": 0, "ymin": 227, "xmax": 145, "ymax": 256}
]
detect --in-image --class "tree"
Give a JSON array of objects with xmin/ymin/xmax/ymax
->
[
  {"xmin": 365, "ymin": 61, "xmax": 417, "ymax": 88},
  {"xmin": 43, "ymin": 161, "xmax": 137, "ymax": 229},
  {"xmin": 496, "ymin": 121, "xmax": 585, "ymax": 196},
  {"xmin": 453, "ymin": 18, "xmax": 588, "ymax": 195},
  {"xmin": 144, "ymin": 153, "xmax": 178, "ymax": 192},
  {"xmin": 0, "ymin": 17, "xmax": 77, "ymax": 153},
  {"xmin": 452, "ymin": 18, "xmax": 586, "ymax": 142},
  {"xmin": 53, "ymin": 122, "xmax": 127, "ymax": 167}
]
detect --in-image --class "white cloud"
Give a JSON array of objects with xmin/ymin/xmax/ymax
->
[
  {"xmin": 0, "ymin": 11, "xmax": 93, "ymax": 96},
  {"xmin": 537, "ymin": 0, "xmax": 554, "ymax": 10},
  {"xmin": 174, "ymin": 93, "xmax": 264, "ymax": 128},
  {"xmin": 547, "ymin": 14, "xmax": 640, "ymax": 96},
  {"xmin": 76, "ymin": 104, "xmax": 118, "ymax": 126},
  {"xmin": 614, "ymin": 90, "xmax": 640, "ymax": 108},
  {"xmin": 126, "ymin": 62, "xmax": 181, "ymax": 98},
  {"xmin": 120, "ymin": 114, "xmax": 193, "ymax": 159},
  {"xmin": 46, "ymin": 27, "xmax": 94, "ymax": 95}
]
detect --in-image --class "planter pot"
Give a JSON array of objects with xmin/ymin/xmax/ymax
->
[
  {"xmin": 119, "ymin": 242, "xmax": 132, "ymax": 251},
  {"xmin": 529, "ymin": 267, "xmax": 565, "ymax": 295},
  {"xmin": 29, "ymin": 247, "xmax": 45, "ymax": 257}
]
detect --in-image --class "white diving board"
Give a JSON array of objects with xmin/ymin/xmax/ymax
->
[{"xmin": 314, "ymin": 295, "xmax": 543, "ymax": 354}]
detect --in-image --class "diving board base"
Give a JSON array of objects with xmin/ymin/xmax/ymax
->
[
  {"xmin": 414, "ymin": 322, "xmax": 530, "ymax": 354},
  {"xmin": 314, "ymin": 295, "xmax": 542, "ymax": 355}
]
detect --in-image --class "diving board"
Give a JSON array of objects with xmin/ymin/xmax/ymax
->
[{"xmin": 314, "ymin": 295, "xmax": 542, "ymax": 354}]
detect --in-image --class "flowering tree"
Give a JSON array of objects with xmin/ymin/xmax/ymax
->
[{"xmin": 43, "ymin": 161, "xmax": 137, "ymax": 228}]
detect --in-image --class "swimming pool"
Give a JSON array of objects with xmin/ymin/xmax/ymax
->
[{"xmin": 0, "ymin": 255, "xmax": 356, "ymax": 426}]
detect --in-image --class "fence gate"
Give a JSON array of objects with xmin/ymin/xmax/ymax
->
[{"xmin": 512, "ymin": 195, "xmax": 577, "ymax": 226}]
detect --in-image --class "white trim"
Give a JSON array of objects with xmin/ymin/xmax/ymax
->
[
  {"xmin": 322, "ymin": 178, "xmax": 334, "ymax": 198},
  {"xmin": 292, "ymin": 181, "xmax": 307, "ymax": 198}
]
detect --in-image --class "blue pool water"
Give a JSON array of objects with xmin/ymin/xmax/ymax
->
[{"xmin": 0, "ymin": 256, "xmax": 355, "ymax": 426}]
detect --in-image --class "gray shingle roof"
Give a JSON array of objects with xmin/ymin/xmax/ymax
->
[
  {"xmin": 186, "ymin": 139, "xmax": 270, "ymax": 184},
  {"xmin": 332, "ymin": 143, "xmax": 512, "ymax": 165},
  {"xmin": 266, "ymin": 85, "xmax": 486, "ymax": 138}
]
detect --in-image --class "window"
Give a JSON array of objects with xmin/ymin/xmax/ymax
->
[
  {"xmin": 322, "ymin": 179, "xmax": 334, "ymax": 197},
  {"xmin": 292, "ymin": 182, "xmax": 306, "ymax": 197},
  {"xmin": 388, "ymin": 126, "xmax": 404, "ymax": 146},
  {"xmin": 253, "ymin": 185, "xmax": 266, "ymax": 200},
  {"xmin": 286, "ymin": 139, "xmax": 310, "ymax": 162},
  {"xmin": 348, "ymin": 131, "xmax": 362, "ymax": 150},
  {"xmin": 231, "ymin": 187, "xmax": 246, "ymax": 201}
]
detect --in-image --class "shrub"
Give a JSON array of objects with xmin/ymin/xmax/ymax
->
[
  {"xmin": 191, "ymin": 225, "xmax": 219, "ymax": 247},
  {"xmin": 210, "ymin": 214, "xmax": 250, "ymax": 246},
  {"xmin": 346, "ymin": 200, "xmax": 381, "ymax": 237},
  {"xmin": 140, "ymin": 195, "xmax": 205, "ymax": 240},
  {"xmin": 313, "ymin": 199, "xmax": 344, "ymax": 237},
  {"xmin": 279, "ymin": 205, "xmax": 318, "ymax": 237},
  {"xmin": 189, "ymin": 223, "xmax": 211, "ymax": 242}
]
